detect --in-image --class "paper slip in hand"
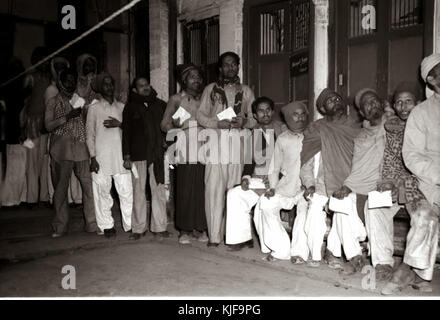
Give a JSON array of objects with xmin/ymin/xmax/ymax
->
[
  {"xmin": 308, "ymin": 193, "xmax": 329, "ymax": 207},
  {"xmin": 329, "ymin": 196, "xmax": 354, "ymax": 215},
  {"xmin": 217, "ymin": 107, "xmax": 237, "ymax": 121},
  {"xmin": 69, "ymin": 93, "xmax": 85, "ymax": 109},
  {"xmin": 131, "ymin": 164, "xmax": 139, "ymax": 179},
  {"xmin": 22, "ymin": 138, "xmax": 35, "ymax": 149},
  {"xmin": 172, "ymin": 106, "xmax": 191, "ymax": 125},
  {"xmin": 248, "ymin": 178, "xmax": 266, "ymax": 190},
  {"xmin": 368, "ymin": 191, "xmax": 393, "ymax": 209}
]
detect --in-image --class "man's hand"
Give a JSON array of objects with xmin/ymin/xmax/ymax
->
[
  {"xmin": 265, "ymin": 188, "xmax": 275, "ymax": 199},
  {"xmin": 333, "ymin": 185, "xmax": 352, "ymax": 200},
  {"xmin": 304, "ymin": 186, "xmax": 316, "ymax": 200},
  {"xmin": 103, "ymin": 116, "xmax": 121, "ymax": 128},
  {"xmin": 90, "ymin": 157, "xmax": 100, "ymax": 173},
  {"xmin": 172, "ymin": 117, "xmax": 183, "ymax": 128},
  {"xmin": 262, "ymin": 176, "xmax": 270, "ymax": 190},
  {"xmin": 218, "ymin": 119, "xmax": 231, "ymax": 129},
  {"xmin": 378, "ymin": 181, "xmax": 398, "ymax": 202},
  {"xmin": 123, "ymin": 160, "xmax": 132, "ymax": 170},
  {"xmin": 377, "ymin": 181, "xmax": 395, "ymax": 192},
  {"xmin": 66, "ymin": 108, "xmax": 82, "ymax": 120},
  {"xmin": 231, "ymin": 116, "xmax": 244, "ymax": 129},
  {"xmin": 241, "ymin": 176, "xmax": 250, "ymax": 191}
]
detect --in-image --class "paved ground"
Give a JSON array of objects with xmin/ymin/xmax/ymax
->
[{"xmin": 1, "ymin": 205, "xmax": 440, "ymax": 298}]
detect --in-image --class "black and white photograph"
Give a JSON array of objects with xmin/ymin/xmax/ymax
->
[{"xmin": 0, "ymin": 0, "xmax": 440, "ymax": 304}]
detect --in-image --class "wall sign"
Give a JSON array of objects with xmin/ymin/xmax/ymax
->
[{"xmin": 290, "ymin": 52, "xmax": 308, "ymax": 77}]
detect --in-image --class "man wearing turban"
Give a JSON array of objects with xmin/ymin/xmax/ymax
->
[
  {"xmin": 290, "ymin": 88, "xmax": 361, "ymax": 267},
  {"xmin": 253, "ymin": 101, "xmax": 308, "ymax": 261}
]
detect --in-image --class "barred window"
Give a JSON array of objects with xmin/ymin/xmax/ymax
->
[
  {"xmin": 293, "ymin": 0, "xmax": 310, "ymax": 51},
  {"xmin": 390, "ymin": 0, "xmax": 423, "ymax": 29},
  {"xmin": 183, "ymin": 16, "xmax": 219, "ymax": 84},
  {"xmin": 260, "ymin": 9, "xmax": 286, "ymax": 55}
]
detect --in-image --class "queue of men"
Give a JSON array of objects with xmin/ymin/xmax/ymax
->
[{"xmin": 0, "ymin": 47, "xmax": 439, "ymax": 296}]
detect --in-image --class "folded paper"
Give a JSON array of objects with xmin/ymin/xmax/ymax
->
[
  {"xmin": 22, "ymin": 139, "xmax": 35, "ymax": 149},
  {"xmin": 329, "ymin": 196, "xmax": 354, "ymax": 215},
  {"xmin": 368, "ymin": 190, "xmax": 393, "ymax": 209},
  {"xmin": 172, "ymin": 106, "xmax": 191, "ymax": 125},
  {"xmin": 248, "ymin": 178, "xmax": 266, "ymax": 190},
  {"xmin": 308, "ymin": 193, "xmax": 329, "ymax": 207},
  {"xmin": 69, "ymin": 93, "xmax": 86, "ymax": 109},
  {"xmin": 217, "ymin": 107, "xmax": 237, "ymax": 121}
]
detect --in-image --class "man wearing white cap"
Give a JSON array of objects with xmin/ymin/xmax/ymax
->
[{"xmin": 386, "ymin": 53, "xmax": 440, "ymax": 294}]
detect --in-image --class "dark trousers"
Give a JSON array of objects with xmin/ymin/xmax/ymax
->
[{"xmin": 52, "ymin": 159, "xmax": 97, "ymax": 234}]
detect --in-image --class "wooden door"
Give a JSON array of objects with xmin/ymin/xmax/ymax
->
[
  {"xmin": 183, "ymin": 16, "xmax": 220, "ymax": 85},
  {"xmin": 336, "ymin": 0, "xmax": 434, "ymax": 106},
  {"xmin": 249, "ymin": 1, "xmax": 292, "ymax": 115},
  {"xmin": 249, "ymin": 0, "xmax": 311, "ymax": 119}
]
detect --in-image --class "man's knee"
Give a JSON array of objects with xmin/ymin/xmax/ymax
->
[
  {"xmin": 414, "ymin": 203, "xmax": 439, "ymax": 226},
  {"xmin": 227, "ymin": 186, "xmax": 240, "ymax": 198}
]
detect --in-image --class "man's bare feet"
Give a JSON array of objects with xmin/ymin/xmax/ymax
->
[
  {"xmin": 375, "ymin": 264, "xmax": 394, "ymax": 281},
  {"xmin": 381, "ymin": 263, "xmax": 416, "ymax": 295}
]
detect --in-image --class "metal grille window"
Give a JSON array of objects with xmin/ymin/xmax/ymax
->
[
  {"xmin": 183, "ymin": 16, "xmax": 219, "ymax": 84},
  {"xmin": 391, "ymin": 0, "xmax": 423, "ymax": 29},
  {"xmin": 293, "ymin": 1, "xmax": 310, "ymax": 51},
  {"xmin": 349, "ymin": 0, "xmax": 377, "ymax": 38},
  {"xmin": 260, "ymin": 9, "xmax": 285, "ymax": 55}
]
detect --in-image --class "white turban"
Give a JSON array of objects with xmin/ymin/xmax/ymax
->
[{"xmin": 420, "ymin": 53, "xmax": 440, "ymax": 82}]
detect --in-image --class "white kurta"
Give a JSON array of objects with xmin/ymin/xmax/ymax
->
[
  {"xmin": 86, "ymin": 99, "xmax": 132, "ymax": 231},
  {"xmin": 402, "ymin": 93, "xmax": 440, "ymax": 280}
]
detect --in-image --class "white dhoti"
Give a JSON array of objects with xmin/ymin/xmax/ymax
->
[
  {"xmin": 225, "ymin": 186, "xmax": 260, "ymax": 245},
  {"xmin": 404, "ymin": 201, "xmax": 439, "ymax": 281},
  {"xmin": 364, "ymin": 203, "xmax": 401, "ymax": 267},
  {"xmin": 327, "ymin": 193, "xmax": 367, "ymax": 260},
  {"xmin": 290, "ymin": 196, "xmax": 310, "ymax": 261},
  {"xmin": 92, "ymin": 172, "xmax": 133, "ymax": 232},
  {"xmin": 291, "ymin": 195, "xmax": 328, "ymax": 261},
  {"xmin": 254, "ymin": 193, "xmax": 301, "ymax": 260},
  {"xmin": 366, "ymin": 199, "xmax": 439, "ymax": 281}
]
